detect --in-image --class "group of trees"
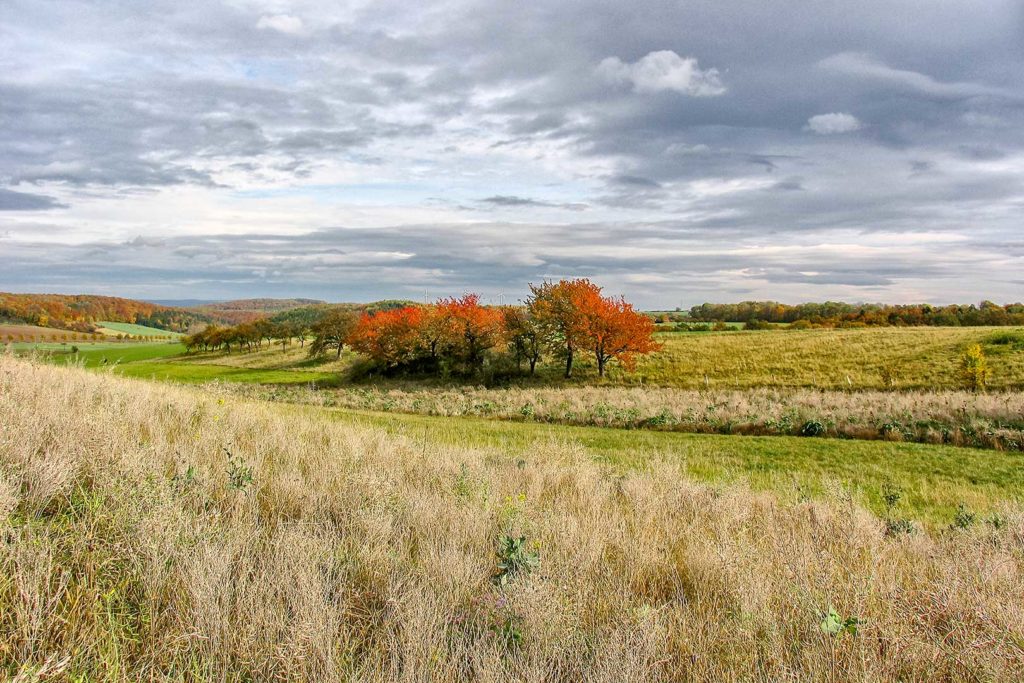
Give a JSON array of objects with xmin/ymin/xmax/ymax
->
[
  {"xmin": 182, "ymin": 319, "xmax": 311, "ymax": 354},
  {"xmin": 181, "ymin": 280, "xmax": 661, "ymax": 379},
  {"xmin": 0, "ymin": 293, "xmax": 204, "ymax": 333},
  {"xmin": 688, "ymin": 300, "xmax": 1024, "ymax": 327},
  {"xmin": 344, "ymin": 279, "xmax": 660, "ymax": 378}
]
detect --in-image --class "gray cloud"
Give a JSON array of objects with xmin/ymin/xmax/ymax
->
[
  {"xmin": 0, "ymin": 188, "xmax": 67, "ymax": 210},
  {"xmin": 0, "ymin": 0, "xmax": 1022, "ymax": 303}
]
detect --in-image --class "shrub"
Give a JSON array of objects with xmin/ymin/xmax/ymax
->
[
  {"xmin": 959, "ymin": 344, "xmax": 990, "ymax": 392},
  {"xmin": 800, "ymin": 420, "xmax": 825, "ymax": 437},
  {"xmin": 952, "ymin": 502, "xmax": 976, "ymax": 530}
]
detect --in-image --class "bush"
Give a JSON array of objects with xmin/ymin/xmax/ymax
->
[
  {"xmin": 959, "ymin": 344, "xmax": 990, "ymax": 392},
  {"xmin": 800, "ymin": 420, "xmax": 825, "ymax": 437}
]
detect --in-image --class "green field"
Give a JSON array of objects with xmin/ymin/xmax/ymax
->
[
  {"xmin": 614, "ymin": 326, "xmax": 1024, "ymax": 389},
  {"xmin": 97, "ymin": 321, "xmax": 183, "ymax": 338},
  {"xmin": 14, "ymin": 341, "xmax": 187, "ymax": 366}
]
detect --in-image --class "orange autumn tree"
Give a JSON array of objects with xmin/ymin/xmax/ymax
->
[
  {"xmin": 527, "ymin": 279, "xmax": 596, "ymax": 378},
  {"xmin": 529, "ymin": 278, "xmax": 660, "ymax": 378},
  {"xmin": 435, "ymin": 294, "xmax": 504, "ymax": 373},
  {"xmin": 582, "ymin": 294, "xmax": 661, "ymax": 376},
  {"xmin": 347, "ymin": 306, "xmax": 425, "ymax": 367}
]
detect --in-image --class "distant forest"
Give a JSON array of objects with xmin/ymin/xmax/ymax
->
[
  {"xmin": 0, "ymin": 293, "xmax": 207, "ymax": 332},
  {"xmin": 685, "ymin": 301, "xmax": 1024, "ymax": 327}
]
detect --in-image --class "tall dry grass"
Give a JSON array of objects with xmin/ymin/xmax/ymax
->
[
  {"xmin": 223, "ymin": 382, "xmax": 1024, "ymax": 451},
  {"xmin": 1, "ymin": 354, "xmax": 1023, "ymax": 681}
]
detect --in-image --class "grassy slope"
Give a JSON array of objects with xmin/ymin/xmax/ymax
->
[
  {"xmin": 2, "ymin": 356, "xmax": 1022, "ymax": 680},
  {"xmin": 616, "ymin": 326, "xmax": 1024, "ymax": 389},
  {"xmin": 299, "ymin": 404, "xmax": 1023, "ymax": 526},
  {"xmin": 129, "ymin": 326, "xmax": 1024, "ymax": 390},
  {"xmin": 96, "ymin": 321, "xmax": 183, "ymax": 337}
]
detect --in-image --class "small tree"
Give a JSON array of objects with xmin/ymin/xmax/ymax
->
[
  {"xmin": 583, "ymin": 295, "xmax": 661, "ymax": 377},
  {"xmin": 527, "ymin": 279, "xmax": 596, "ymax": 378},
  {"xmin": 502, "ymin": 307, "xmax": 543, "ymax": 374},
  {"xmin": 959, "ymin": 344, "xmax": 990, "ymax": 391},
  {"xmin": 309, "ymin": 309, "xmax": 358, "ymax": 359}
]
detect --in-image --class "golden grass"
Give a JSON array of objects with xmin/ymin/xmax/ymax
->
[
  {"xmin": 2, "ymin": 355, "xmax": 1023, "ymax": 680},
  {"xmin": 618, "ymin": 327, "xmax": 1024, "ymax": 389}
]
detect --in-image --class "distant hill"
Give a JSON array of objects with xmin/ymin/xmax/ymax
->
[
  {"xmin": 146, "ymin": 299, "xmax": 219, "ymax": 307},
  {"xmin": 269, "ymin": 300, "xmax": 418, "ymax": 328},
  {"xmin": 0, "ymin": 292, "xmax": 208, "ymax": 333},
  {"xmin": 187, "ymin": 298, "xmax": 327, "ymax": 325}
]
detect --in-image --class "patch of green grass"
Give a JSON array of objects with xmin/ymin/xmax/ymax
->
[
  {"xmin": 113, "ymin": 361, "xmax": 340, "ymax": 386},
  {"xmin": 71, "ymin": 343, "xmax": 187, "ymax": 367},
  {"xmin": 97, "ymin": 321, "xmax": 183, "ymax": 338},
  {"xmin": 13, "ymin": 342, "xmax": 186, "ymax": 366},
  {"xmin": 305, "ymin": 405, "xmax": 1023, "ymax": 526}
]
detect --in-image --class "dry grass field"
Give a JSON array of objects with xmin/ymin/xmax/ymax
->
[
  {"xmin": 2, "ymin": 354, "xmax": 1023, "ymax": 681},
  {"xmin": 225, "ymin": 382, "xmax": 1024, "ymax": 451}
]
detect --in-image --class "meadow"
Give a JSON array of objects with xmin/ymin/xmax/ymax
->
[
  {"xmin": 2, "ymin": 355, "xmax": 1022, "ymax": 680},
  {"xmin": 11, "ymin": 325, "xmax": 1024, "ymax": 451},
  {"xmin": 178, "ymin": 326, "xmax": 1024, "ymax": 390},
  {"xmin": 95, "ymin": 321, "xmax": 183, "ymax": 338},
  {"xmin": 618, "ymin": 326, "xmax": 1024, "ymax": 389}
]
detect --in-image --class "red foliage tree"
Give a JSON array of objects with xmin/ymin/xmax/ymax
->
[
  {"xmin": 435, "ymin": 294, "xmax": 503, "ymax": 372},
  {"xmin": 347, "ymin": 306, "xmax": 426, "ymax": 367},
  {"xmin": 527, "ymin": 279, "xmax": 600, "ymax": 378},
  {"xmin": 582, "ymin": 295, "xmax": 661, "ymax": 376}
]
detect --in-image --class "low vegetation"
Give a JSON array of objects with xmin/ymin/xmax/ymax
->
[
  {"xmin": 222, "ymin": 382, "xmax": 1024, "ymax": 451},
  {"xmin": 2, "ymin": 355, "xmax": 1022, "ymax": 680}
]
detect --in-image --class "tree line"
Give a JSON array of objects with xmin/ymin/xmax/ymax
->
[
  {"xmin": 183, "ymin": 279, "xmax": 660, "ymax": 379},
  {"xmin": 688, "ymin": 300, "xmax": 1024, "ymax": 327}
]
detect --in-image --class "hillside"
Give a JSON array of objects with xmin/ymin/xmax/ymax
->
[
  {"xmin": 0, "ymin": 292, "xmax": 205, "ymax": 333},
  {"xmin": 188, "ymin": 298, "xmax": 327, "ymax": 324},
  {"xmin": 1, "ymin": 355, "xmax": 1022, "ymax": 680}
]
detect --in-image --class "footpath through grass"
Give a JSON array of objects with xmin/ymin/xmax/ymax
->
[{"xmin": 295, "ymin": 402, "xmax": 1024, "ymax": 527}]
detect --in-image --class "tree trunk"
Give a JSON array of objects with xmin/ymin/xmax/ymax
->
[
  {"xmin": 564, "ymin": 347, "xmax": 573, "ymax": 378},
  {"xmin": 529, "ymin": 356, "xmax": 537, "ymax": 375},
  {"xmin": 598, "ymin": 356, "xmax": 605, "ymax": 377},
  {"xmin": 336, "ymin": 344, "xmax": 343, "ymax": 359}
]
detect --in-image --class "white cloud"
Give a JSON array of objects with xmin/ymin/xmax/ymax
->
[
  {"xmin": 806, "ymin": 112, "xmax": 862, "ymax": 134},
  {"xmin": 598, "ymin": 50, "xmax": 726, "ymax": 96},
  {"xmin": 256, "ymin": 14, "xmax": 304, "ymax": 35}
]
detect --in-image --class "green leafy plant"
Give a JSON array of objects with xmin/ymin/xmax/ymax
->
[
  {"xmin": 952, "ymin": 502, "xmax": 976, "ymax": 530},
  {"xmin": 986, "ymin": 512, "xmax": 1007, "ymax": 530},
  {"xmin": 820, "ymin": 606, "xmax": 862, "ymax": 636},
  {"xmin": 453, "ymin": 463, "xmax": 473, "ymax": 501},
  {"xmin": 225, "ymin": 446, "xmax": 254, "ymax": 491},
  {"xmin": 493, "ymin": 535, "xmax": 539, "ymax": 586},
  {"xmin": 800, "ymin": 420, "xmax": 825, "ymax": 437},
  {"xmin": 885, "ymin": 518, "xmax": 916, "ymax": 536},
  {"xmin": 881, "ymin": 482, "xmax": 915, "ymax": 536}
]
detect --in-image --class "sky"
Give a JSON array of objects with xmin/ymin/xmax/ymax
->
[{"xmin": 1, "ymin": 0, "xmax": 1023, "ymax": 308}]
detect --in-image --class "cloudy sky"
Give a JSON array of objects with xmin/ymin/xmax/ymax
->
[{"xmin": 2, "ymin": 0, "xmax": 1023, "ymax": 306}]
